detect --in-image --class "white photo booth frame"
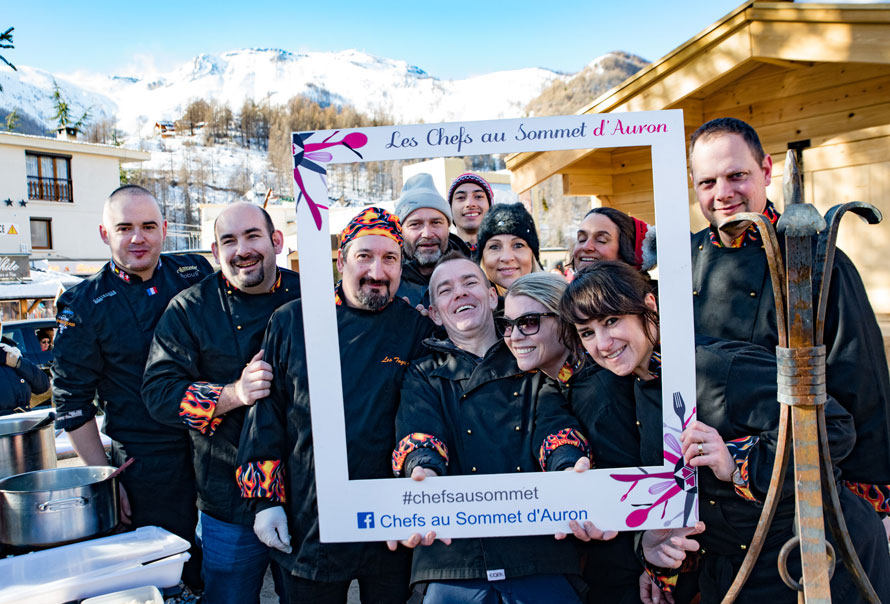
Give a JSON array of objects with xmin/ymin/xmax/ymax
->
[{"xmin": 293, "ymin": 110, "xmax": 697, "ymax": 542}]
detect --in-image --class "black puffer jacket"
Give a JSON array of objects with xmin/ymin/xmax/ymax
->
[{"xmin": 395, "ymin": 337, "xmax": 583, "ymax": 586}]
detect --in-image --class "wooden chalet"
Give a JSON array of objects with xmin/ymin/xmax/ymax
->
[{"xmin": 506, "ymin": 0, "xmax": 890, "ymax": 314}]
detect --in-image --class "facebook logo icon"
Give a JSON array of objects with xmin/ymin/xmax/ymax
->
[{"xmin": 357, "ymin": 512, "xmax": 375, "ymax": 529}]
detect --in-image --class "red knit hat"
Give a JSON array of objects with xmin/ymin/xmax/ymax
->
[{"xmin": 631, "ymin": 217, "xmax": 657, "ymax": 272}]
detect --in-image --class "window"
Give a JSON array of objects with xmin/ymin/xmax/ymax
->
[
  {"xmin": 26, "ymin": 152, "xmax": 73, "ymax": 203},
  {"xmin": 30, "ymin": 218, "xmax": 52, "ymax": 250}
]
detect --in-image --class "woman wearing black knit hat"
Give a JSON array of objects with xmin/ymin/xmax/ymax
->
[{"xmin": 476, "ymin": 202, "xmax": 542, "ymax": 294}]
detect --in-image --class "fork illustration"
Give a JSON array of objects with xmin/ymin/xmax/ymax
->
[{"xmin": 672, "ymin": 391, "xmax": 686, "ymax": 427}]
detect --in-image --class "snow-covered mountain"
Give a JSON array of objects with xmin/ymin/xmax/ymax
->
[
  {"xmin": 0, "ymin": 48, "xmax": 573, "ymax": 136},
  {"xmin": 0, "ymin": 65, "xmax": 117, "ymax": 131}
]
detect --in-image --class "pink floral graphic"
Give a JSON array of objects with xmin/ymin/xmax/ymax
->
[
  {"xmin": 609, "ymin": 391, "xmax": 697, "ymax": 528},
  {"xmin": 292, "ymin": 130, "xmax": 368, "ymax": 230}
]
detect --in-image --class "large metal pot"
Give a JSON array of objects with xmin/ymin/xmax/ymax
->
[
  {"xmin": 0, "ymin": 466, "xmax": 119, "ymax": 547},
  {"xmin": 0, "ymin": 415, "xmax": 57, "ymax": 479}
]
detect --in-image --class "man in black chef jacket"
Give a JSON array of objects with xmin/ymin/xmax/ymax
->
[
  {"xmin": 688, "ymin": 117, "xmax": 890, "ymax": 526},
  {"xmin": 236, "ymin": 207, "xmax": 434, "ymax": 604},
  {"xmin": 52, "ymin": 185, "xmax": 212, "ymax": 589},
  {"xmin": 143, "ymin": 202, "xmax": 299, "ymax": 604}
]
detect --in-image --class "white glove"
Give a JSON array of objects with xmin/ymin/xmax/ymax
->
[
  {"xmin": 1, "ymin": 342, "xmax": 21, "ymax": 368},
  {"xmin": 254, "ymin": 506, "xmax": 292, "ymax": 554}
]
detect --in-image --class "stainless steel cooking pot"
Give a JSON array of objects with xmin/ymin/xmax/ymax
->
[
  {"xmin": 0, "ymin": 466, "xmax": 119, "ymax": 547},
  {"xmin": 0, "ymin": 415, "xmax": 57, "ymax": 479}
]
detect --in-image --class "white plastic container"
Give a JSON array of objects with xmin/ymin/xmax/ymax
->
[
  {"xmin": 0, "ymin": 526, "xmax": 190, "ymax": 604},
  {"xmin": 82, "ymin": 585, "xmax": 164, "ymax": 604}
]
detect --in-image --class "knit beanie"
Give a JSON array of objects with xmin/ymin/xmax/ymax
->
[
  {"xmin": 395, "ymin": 173, "xmax": 452, "ymax": 224},
  {"xmin": 632, "ymin": 218, "xmax": 657, "ymax": 272},
  {"xmin": 448, "ymin": 173, "xmax": 493, "ymax": 207},
  {"xmin": 475, "ymin": 203, "xmax": 540, "ymax": 263}
]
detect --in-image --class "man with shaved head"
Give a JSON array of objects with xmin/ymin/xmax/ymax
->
[
  {"xmin": 52, "ymin": 184, "xmax": 212, "ymax": 592},
  {"xmin": 143, "ymin": 202, "xmax": 299, "ymax": 604}
]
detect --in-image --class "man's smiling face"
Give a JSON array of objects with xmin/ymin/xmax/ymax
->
[
  {"xmin": 690, "ymin": 132, "xmax": 772, "ymax": 244},
  {"xmin": 428, "ymin": 258, "xmax": 497, "ymax": 337}
]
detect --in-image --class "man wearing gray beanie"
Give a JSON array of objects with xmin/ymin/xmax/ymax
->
[{"xmin": 395, "ymin": 173, "xmax": 471, "ymax": 307}]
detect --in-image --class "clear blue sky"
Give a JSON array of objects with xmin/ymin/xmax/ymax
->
[{"xmin": 0, "ymin": 1, "xmax": 800, "ymax": 79}]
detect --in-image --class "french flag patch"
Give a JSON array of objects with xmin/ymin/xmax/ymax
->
[{"xmin": 146, "ymin": 286, "xmax": 158, "ymax": 296}]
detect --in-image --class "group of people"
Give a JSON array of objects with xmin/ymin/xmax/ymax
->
[{"xmin": 43, "ymin": 116, "xmax": 890, "ymax": 604}]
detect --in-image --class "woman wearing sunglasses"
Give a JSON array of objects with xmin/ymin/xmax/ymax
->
[
  {"xmin": 558, "ymin": 261, "xmax": 890, "ymax": 603},
  {"xmin": 501, "ymin": 272, "xmax": 647, "ymax": 603}
]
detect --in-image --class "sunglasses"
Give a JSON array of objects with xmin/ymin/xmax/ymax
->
[{"xmin": 496, "ymin": 312, "xmax": 556, "ymax": 337}]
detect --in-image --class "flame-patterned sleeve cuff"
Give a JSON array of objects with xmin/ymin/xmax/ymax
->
[
  {"xmin": 726, "ymin": 435, "xmax": 759, "ymax": 502},
  {"xmin": 236, "ymin": 460, "xmax": 286, "ymax": 502},
  {"xmin": 636, "ymin": 532, "xmax": 681, "ymax": 594},
  {"xmin": 843, "ymin": 481, "xmax": 890, "ymax": 515},
  {"xmin": 392, "ymin": 433, "xmax": 449, "ymax": 477},
  {"xmin": 538, "ymin": 428, "xmax": 590, "ymax": 471},
  {"xmin": 644, "ymin": 565, "xmax": 679, "ymax": 593},
  {"xmin": 179, "ymin": 382, "xmax": 224, "ymax": 436}
]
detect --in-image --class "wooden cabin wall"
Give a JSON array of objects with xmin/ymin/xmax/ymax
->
[{"xmin": 694, "ymin": 61, "xmax": 890, "ymax": 313}]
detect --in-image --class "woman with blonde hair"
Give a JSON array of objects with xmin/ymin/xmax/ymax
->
[{"xmin": 501, "ymin": 272, "xmax": 645, "ymax": 602}]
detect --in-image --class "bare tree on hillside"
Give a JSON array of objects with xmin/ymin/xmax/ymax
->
[
  {"xmin": 4, "ymin": 108, "xmax": 19, "ymax": 131},
  {"xmin": 179, "ymin": 99, "xmax": 211, "ymax": 136},
  {"xmin": 208, "ymin": 101, "xmax": 233, "ymax": 142},
  {"xmin": 85, "ymin": 117, "xmax": 123, "ymax": 145}
]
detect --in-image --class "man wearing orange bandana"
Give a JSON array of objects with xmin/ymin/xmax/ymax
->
[{"xmin": 236, "ymin": 207, "xmax": 434, "ymax": 604}]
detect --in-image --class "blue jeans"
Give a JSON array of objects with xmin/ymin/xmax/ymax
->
[
  {"xmin": 197, "ymin": 511, "xmax": 284, "ymax": 604},
  {"xmin": 424, "ymin": 575, "xmax": 581, "ymax": 604}
]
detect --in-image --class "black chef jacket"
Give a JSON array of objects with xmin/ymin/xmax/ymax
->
[
  {"xmin": 53, "ymin": 254, "xmax": 212, "ymax": 448},
  {"xmin": 236, "ymin": 294, "xmax": 434, "ymax": 581},
  {"xmin": 691, "ymin": 223, "xmax": 890, "ymax": 485},
  {"xmin": 538, "ymin": 362, "xmax": 652, "ymax": 603},
  {"xmin": 143, "ymin": 269, "xmax": 300, "ymax": 526},
  {"xmin": 51, "ymin": 253, "xmax": 212, "ymax": 590},
  {"xmin": 634, "ymin": 338, "xmax": 889, "ymax": 602}
]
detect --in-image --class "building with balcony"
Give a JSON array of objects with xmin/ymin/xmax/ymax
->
[
  {"xmin": 0, "ymin": 131, "xmax": 150, "ymax": 321},
  {"xmin": 0, "ymin": 131, "xmax": 151, "ymax": 275}
]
